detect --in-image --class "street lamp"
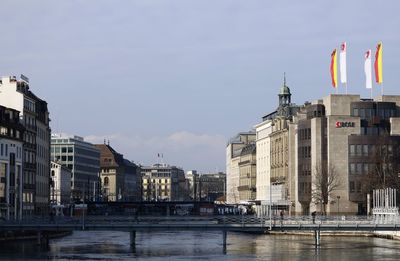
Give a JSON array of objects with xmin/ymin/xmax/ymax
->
[{"xmin": 336, "ymin": 195, "xmax": 341, "ymax": 218}]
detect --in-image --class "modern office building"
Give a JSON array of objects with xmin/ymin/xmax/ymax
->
[
  {"xmin": 0, "ymin": 75, "xmax": 51, "ymax": 216},
  {"xmin": 0, "ymin": 106, "xmax": 24, "ymax": 220},
  {"xmin": 95, "ymin": 143, "xmax": 141, "ymax": 202},
  {"xmin": 51, "ymin": 134, "xmax": 100, "ymax": 203},
  {"xmin": 292, "ymin": 94, "xmax": 400, "ymax": 215},
  {"xmin": 50, "ymin": 161, "xmax": 72, "ymax": 205},
  {"xmin": 226, "ymin": 132, "xmax": 256, "ymax": 204},
  {"xmin": 141, "ymin": 164, "xmax": 187, "ymax": 201}
]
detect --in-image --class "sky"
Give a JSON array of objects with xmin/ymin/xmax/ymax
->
[{"xmin": 1, "ymin": 0, "xmax": 400, "ymax": 173}]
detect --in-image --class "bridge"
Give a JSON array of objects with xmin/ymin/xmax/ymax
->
[{"xmin": 1, "ymin": 215, "xmax": 399, "ymax": 253}]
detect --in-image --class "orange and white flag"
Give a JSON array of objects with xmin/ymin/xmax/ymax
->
[
  {"xmin": 330, "ymin": 49, "xmax": 337, "ymax": 88},
  {"xmin": 374, "ymin": 42, "xmax": 383, "ymax": 84}
]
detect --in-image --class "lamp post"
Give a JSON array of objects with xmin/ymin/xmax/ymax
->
[{"xmin": 336, "ymin": 195, "xmax": 341, "ymax": 218}]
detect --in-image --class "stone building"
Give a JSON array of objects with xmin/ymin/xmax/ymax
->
[
  {"xmin": 254, "ymin": 78, "xmax": 300, "ymax": 215},
  {"xmin": 0, "ymin": 75, "xmax": 51, "ymax": 216},
  {"xmin": 185, "ymin": 170, "xmax": 199, "ymax": 200},
  {"xmin": 141, "ymin": 164, "xmax": 187, "ymax": 201},
  {"xmin": 194, "ymin": 172, "xmax": 226, "ymax": 202},
  {"xmin": 226, "ymin": 132, "xmax": 256, "ymax": 203},
  {"xmin": 50, "ymin": 161, "xmax": 72, "ymax": 205},
  {"xmin": 292, "ymin": 94, "xmax": 400, "ymax": 215},
  {"xmin": 0, "ymin": 106, "xmax": 24, "ymax": 220},
  {"xmin": 95, "ymin": 143, "xmax": 141, "ymax": 202},
  {"xmin": 238, "ymin": 144, "xmax": 256, "ymax": 201}
]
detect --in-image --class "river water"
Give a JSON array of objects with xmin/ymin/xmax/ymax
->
[{"xmin": 1, "ymin": 231, "xmax": 400, "ymax": 260}]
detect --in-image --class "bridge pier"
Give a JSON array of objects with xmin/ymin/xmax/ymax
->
[
  {"xmin": 36, "ymin": 231, "xmax": 49, "ymax": 247},
  {"xmin": 314, "ymin": 230, "xmax": 321, "ymax": 247},
  {"xmin": 222, "ymin": 230, "xmax": 227, "ymax": 254},
  {"xmin": 130, "ymin": 231, "xmax": 136, "ymax": 248},
  {"xmin": 36, "ymin": 231, "xmax": 42, "ymax": 246}
]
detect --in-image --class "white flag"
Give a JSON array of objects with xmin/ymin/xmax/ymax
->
[
  {"xmin": 339, "ymin": 42, "xmax": 347, "ymax": 84},
  {"xmin": 364, "ymin": 49, "xmax": 372, "ymax": 89}
]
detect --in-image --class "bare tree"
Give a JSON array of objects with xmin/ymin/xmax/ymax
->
[
  {"xmin": 363, "ymin": 140, "xmax": 400, "ymax": 194},
  {"xmin": 312, "ymin": 162, "xmax": 341, "ymax": 215}
]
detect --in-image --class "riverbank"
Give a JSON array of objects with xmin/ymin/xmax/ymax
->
[
  {"xmin": 268, "ymin": 230, "xmax": 400, "ymax": 240},
  {"xmin": 0, "ymin": 230, "xmax": 72, "ymax": 242}
]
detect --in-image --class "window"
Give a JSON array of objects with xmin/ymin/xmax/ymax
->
[
  {"xmin": 356, "ymin": 145, "xmax": 362, "ymax": 156},
  {"xmin": 363, "ymin": 145, "xmax": 369, "ymax": 156},
  {"xmin": 349, "ymin": 163, "xmax": 355, "ymax": 175},
  {"xmin": 104, "ymin": 177, "xmax": 109, "ymax": 186},
  {"xmin": 369, "ymin": 145, "xmax": 376, "ymax": 156},
  {"xmin": 350, "ymin": 181, "xmax": 355, "ymax": 193},
  {"xmin": 356, "ymin": 163, "xmax": 363, "ymax": 174},
  {"xmin": 359, "ymin": 109, "xmax": 365, "ymax": 119},
  {"xmin": 357, "ymin": 182, "xmax": 362, "ymax": 193},
  {"xmin": 353, "ymin": 108, "xmax": 359, "ymax": 116},
  {"xmin": 350, "ymin": 145, "xmax": 355, "ymax": 156},
  {"xmin": 0, "ymin": 127, "xmax": 7, "ymax": 135},
  {"xmin": 363, "ymin": 163, "xmax": 369, "ymax": 174}
]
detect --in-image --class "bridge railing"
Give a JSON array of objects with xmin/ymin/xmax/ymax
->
[{"xmin": 1, "ymin": 215, "xmax": 399, "ymax": 227}]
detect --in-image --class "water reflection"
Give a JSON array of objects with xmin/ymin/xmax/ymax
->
[{"xmin": 0, "ymin": 231, "xmax": 400, "ymax": 260}]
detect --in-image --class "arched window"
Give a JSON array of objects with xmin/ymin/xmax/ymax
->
[{"xmin": 104, "ymin": 177, "xmax": 109, "ymax": 186}]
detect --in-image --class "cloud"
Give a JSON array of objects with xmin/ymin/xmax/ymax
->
[{"xmin": 84, "ymin": 131, "xmax": 226, "ymax": 173}]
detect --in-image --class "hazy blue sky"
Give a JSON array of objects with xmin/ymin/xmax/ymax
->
[{"xmin": 1, "ymin": 1, "xmax": 399, "ymax": 172}]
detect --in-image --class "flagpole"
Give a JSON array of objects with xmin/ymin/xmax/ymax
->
[{"xmin": 345, "ymin": 82, "xmax": 348, "ymax": 95}]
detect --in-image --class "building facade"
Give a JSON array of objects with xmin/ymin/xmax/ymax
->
[
  {"xmin": 238, "ymin": 144, "xmax": 256, "ymax": 201},
  {"xmin": 253, "ymin": 80, "xmax": 300, "ymax": 215},
  {"xmin": 95, "ymin": 144, "xmax": 141, "ymax": 202},
  {"xmin": 226, "ymin": 132, "xmax": 256, "ymax": 204},
  {"xmin": 191, "ymin": 172, "xmax": 226, "ymax": 202},
  {"xmin": 0, "ymin": 75, "xmax": 51, "ymax": 217},
  {"xmin": 51, "ymin": 134, "xmax": 100, "ymax": 203},
  {"xmin": 292, "ymin": 94, "xmax": 400, "ymax": 215},
  {"xmin": 185, "ymin": 170, "xmax": 199, "ymax": 200},
  {"xmin": 33, "ymin": 98, "xmax": 51, "ymax": 215},
  {"xmin": 50, "ymin": 161, "xmax": 72, "ymax": 205},
  {"xmin": 0, "ymin": 106, "xmax": 24, "ymax": 220},
  {"xmin": 141, "ymin": 164, "xmax": 187, "ymax": 201}
]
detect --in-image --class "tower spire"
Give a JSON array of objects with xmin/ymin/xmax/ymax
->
[{"xmin": 284, "ymin": 72, "xmax": 286, "ymax": 86}]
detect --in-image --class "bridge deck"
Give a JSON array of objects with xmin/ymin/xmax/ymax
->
[{"xmin": 1, "ymin": 216, "xmax": 399, "ymax": 232}]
